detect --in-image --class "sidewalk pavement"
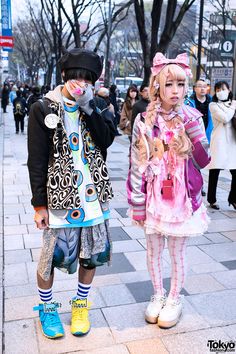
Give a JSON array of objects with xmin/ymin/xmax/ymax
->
[{"xmin": 1, "ymin": 108, "xmax": 236, "ymax": 354}]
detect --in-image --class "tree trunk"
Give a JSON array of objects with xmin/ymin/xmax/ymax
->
[
  {"xmin": 134, "ymin": 0, "xmax": 196, "ymax": 84},
  {"xmin": 134, "ymin": 0, "xmax": 149, "ymax": 85}
]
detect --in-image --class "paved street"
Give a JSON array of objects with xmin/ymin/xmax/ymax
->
[{"xmin": 0, "ymin": 108, "xmax": 236, "ymax": 354}]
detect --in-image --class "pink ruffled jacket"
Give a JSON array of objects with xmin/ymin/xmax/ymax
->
[{"xmin": 127, "ymin": 105, "xmax": 211, "ymax": 221}]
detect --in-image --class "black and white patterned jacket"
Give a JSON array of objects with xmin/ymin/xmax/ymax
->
[{"xmin": 27, "ymin": 85, "xmax": 116, "ymax": 209}]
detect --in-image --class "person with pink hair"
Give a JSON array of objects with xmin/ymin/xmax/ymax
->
[{"xmin": 127, "ymin": 52, "xmax": 211, "ymax": 328}]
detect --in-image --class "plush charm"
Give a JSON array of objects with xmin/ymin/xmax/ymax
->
[{"xmin": 150, "ymin": 137, "xmax": 164, "ymax": 160}]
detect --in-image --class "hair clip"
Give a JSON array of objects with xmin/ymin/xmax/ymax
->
[{"xmin": 154, "ymin": 80, "xmax": 159, "ymax": 90}]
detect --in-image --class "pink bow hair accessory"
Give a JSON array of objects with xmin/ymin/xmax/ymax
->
[{"xmin": 151, "ymin": 52, "xmax": 192, "ymax": 78}]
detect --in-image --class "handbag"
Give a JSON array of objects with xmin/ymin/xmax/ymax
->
[{"xmin": 161, "ymin": 174, "xmax": 174, "ymax": 200}]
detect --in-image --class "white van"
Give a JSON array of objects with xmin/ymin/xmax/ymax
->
[{"xmin": 114, "ymin": 76, "xmax": 143, "ymax": 94}]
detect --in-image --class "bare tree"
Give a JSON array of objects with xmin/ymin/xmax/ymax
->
[
  {"xmin": 40, "ymin": 0, "xmax": 68, "ymax": 84},
  {"xmin": 26, "ymin": 0, "xmax": 69, "ymax": 85},
  {"xmin": 28, "ymin": 4, "xmax": 53, "ymax": 85},
  {"xmin": 134, "ymin": 0, "xmax": 196, "ymax": 84},
  {"xmin": 27, "ymin": 0, "xmax": 135, "ymax": 85},
  {"xmin": 175, "ymin": 0, "xmax": 236, "ymax": 79},
  {"xmin": 13, "ymin": 18, "xmax": 45, "ymax": 84}
]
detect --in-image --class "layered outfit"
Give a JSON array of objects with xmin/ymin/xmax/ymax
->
[
  {"xmin": 28, "ymin": 85, "xmax": 116, "ymax": 280},
  {"xmin": 207, "ymin": 100, "xmax": 236, "ymax": 205},
  {"xmin": 28, "ymin": 47, "xmax": 116, "ymax": 339},
  {"xmin": 127, "ymin": 104, "xmax": 210, "ymax": 299}
]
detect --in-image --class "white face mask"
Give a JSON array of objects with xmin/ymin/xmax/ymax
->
[{"xmin": 216, "ymin": 90, "xmax": 229, "ymax": 101}]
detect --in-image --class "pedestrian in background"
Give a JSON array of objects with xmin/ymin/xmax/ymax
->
[
  {"xmin": 41, "ymin": 85, "xmax": 51, "ymax": 96},
  {"xmin": 9, "ymin": 85, "xmax": 17, "ymax": 104},
  {"xmin": 97, "ymin": 87, "xmax": 115, "ymax": 115},
  {"xmin": 185, "ymin": 79, "xmax": 213, "ymax": 142},
  {"xmin": 207, "ymin": 81, "xmax": 236, "ymax": 210},
  {"xmin": 22, "ymin": 84, "xmax": 31, "ymax": 100},
  {"xmin": 127, "ymin": 52, "xmax": 210, "ymax": 329},
  {"xmin": 131, "ymin": 83, "xmax": 149, "ymax": 133},
  {"xmin": 109, "ymin": 84, "xmax": 121, "ymax": 135},
  {"xmin": 185, "ymin": 79, "xmax": 213, "ymax": 196},
  {"xmin": 1, "ymin": 83, "xmax": 10, "ymax": 113},
  {"xmin": 119, "ymin": 85, "xmax": 138, "ymax": 140},
  {"xmin": 27, "ymin": 86, "xmax": 42, "ymax": 113},
  {"xmin": 13, "ymin": 90, "xmax": 27, "ymax": 134},
  {"xmin": 95, "ymin": 87, "xmax": 121, "ymax": 137}
]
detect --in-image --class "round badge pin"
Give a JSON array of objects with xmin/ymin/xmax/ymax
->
[{"xmin": 44, "ymin": 114, "xmax": 60, "ymax": 129}]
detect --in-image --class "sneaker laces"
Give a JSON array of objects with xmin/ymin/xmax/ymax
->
[
  {"xmin": 73, "ymin": 307, "xmax": 88, "ymax": 322},
  {"xmin": 166, "ymin": 296, "xmax": 183, "ymax": 307},
  {"xmin": 43, "ymin": 311, "xmax": 60, "ymax": 326},
  {"xmin": 150, "ymin": 294, "xmax": 166, "ymax": 303}
]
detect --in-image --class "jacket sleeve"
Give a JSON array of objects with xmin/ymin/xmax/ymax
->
[
  {"xmin": 83, "ymin": 108, "xmax": 116, "ymax": 151},
  {"xmin": 127, "ymin": 115, "xmax": 147, "ymax": 220},
  {"xmin": 27, "ymin": 101, "xmax": 50, "ymax": 208},
  {"xmin": 119, "ymin": 103, "xmax": 128, "ymax": 130},
  {"xmin": 206, "ymin": 107, "xmax": 213, "ymax": 143},
  {"xmin": 184, "ymin": 97, "xmax": 195, "ymax": 108},
  {"xmin": 185, "ymin": 116, "xmax": 211, "ymax": 169},
  {"xmin": 209, "ymin": 102, "xmax": 235, "ymax": 124}
]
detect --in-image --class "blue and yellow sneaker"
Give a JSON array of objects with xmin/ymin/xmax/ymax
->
[
  {"xmin": 33, "ymin": 302, "xmax": 64, "ymax": 339},
  {"xmin": 70, "ymin": 298, "xmax": 91, "ymax": 336}
]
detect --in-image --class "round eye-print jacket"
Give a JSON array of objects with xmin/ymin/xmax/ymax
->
[{"xmin": 27, "ymin": 85, "xmax": 116, "ymax": 210}]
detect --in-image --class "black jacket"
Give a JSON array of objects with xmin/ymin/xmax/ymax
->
[
  {"xmin": 27, "ymin": 98, "xmax": 116, "ymax": 207},
  {"xmin": 27, "ymin": 93, "xmax": 43, "ymax": 113},
  {"xmin": 13, "ymin": 96, "xmax": 28, "ymax": 116},
  {"xmin": 131, "ymin": 98, "xmax": 149, "ymax": 133}
]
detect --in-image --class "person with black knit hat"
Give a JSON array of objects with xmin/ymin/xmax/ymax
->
[
  {"xmin": 27, "ymin": 86, "xmax": 42, "ymax": 113},
  {"xmin": 27, "ymin": 48, "xmax": 116, "ymax": 339}
]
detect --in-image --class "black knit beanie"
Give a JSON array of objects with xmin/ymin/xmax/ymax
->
[{"xmin": 58, "ymin": 47, "xmax": 103, "ymax": 82}]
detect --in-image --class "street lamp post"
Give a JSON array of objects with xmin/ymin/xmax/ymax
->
[
  {"xmin": 51, "ymin": 53, "xmax": 56, "ymax": 88},
  {"xmin": 196, "ymin": 0, "xmax": 204, "ymax": 80},
  {"xmin": 104, "ymin": 0, "xmax": 112, "ymax": 87}
]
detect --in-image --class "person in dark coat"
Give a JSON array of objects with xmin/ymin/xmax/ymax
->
[
  {"xmin": 27, "ymin": 86, "xmax": 42, "ymax": 113},
  {"xmin": 131, "ymin": 83, "xmax": 149, "ymax": 133},
  {"xmin": 13, "ymin": 90, "xmax": 27, "ymax": 134},
  {"xmin": 109, "ymin": 84, "xmax": 121, "ymax": 135},
  {"xmin": 185, "ymin": 80, "xmax": 213, "ymax": 143},
  {"xmin": 1, "ymin": 84, "xmax": 10, "ymax": 113}
]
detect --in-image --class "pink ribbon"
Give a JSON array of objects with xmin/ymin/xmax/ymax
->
[{"xmin": 151, "ymin": 52, "xmax": 192, "ymax": 77}]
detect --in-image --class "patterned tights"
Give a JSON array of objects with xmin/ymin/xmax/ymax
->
[{"xmin": 146, "ymin": 233, "xmax": 188, "ymax": 300}]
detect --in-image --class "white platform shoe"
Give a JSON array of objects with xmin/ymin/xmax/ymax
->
[
  {"xmin": 145, "ymin": 294, "xmax": 166, "ymax": 324},
  {"xmin": 158, "ymin": 296, "xmax": 183, "ymax": 329}
]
